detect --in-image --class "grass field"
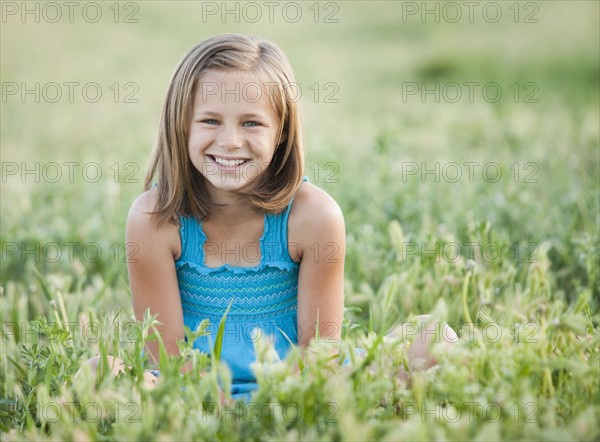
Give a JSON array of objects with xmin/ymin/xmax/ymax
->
[{"xmin": 1, "ymin": 1, "xmax": 599, "ymax": 440}]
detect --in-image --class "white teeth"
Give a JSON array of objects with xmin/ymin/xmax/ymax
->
[{"xmin": 212, "ymin": 156, "xmax": 247, "ymax": 167}]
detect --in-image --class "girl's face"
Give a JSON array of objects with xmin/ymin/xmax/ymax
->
[{"xmin": 188, "ymin": 69, "xmax": 283, "ymax": 200}]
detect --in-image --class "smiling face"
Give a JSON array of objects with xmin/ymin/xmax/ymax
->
[{"xmin": 188, "ymin": 69, "xmax": 284, "ymax": 202}]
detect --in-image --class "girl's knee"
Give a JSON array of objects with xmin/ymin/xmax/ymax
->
[
  {"xmin": 440, "ymin": 322, "xmax": 459, "ymax": 344},
  {"xmin": 384, "ymin": 314, "xmax": 459, "ymax": 373},
  {"xmin": 412, "ymin": 315, "xmax": 458, "ymax": 345},
  {"xmin": 387, "ymin": 314, "xmax": 459, "ymax": 345},
  {"xmin": 75, "ymin": 355, "xmax": 100, "ymax": 378},
  {"xmin": 76, "ymin": 355, "xmax": 126, "ymax": 378}
]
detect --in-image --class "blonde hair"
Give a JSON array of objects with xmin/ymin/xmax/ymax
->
[{"xmin": 145, "ymin": 34, "xmax": 304, "ymax": 225}]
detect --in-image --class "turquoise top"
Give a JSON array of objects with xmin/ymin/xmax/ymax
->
[{"xmin": 175, "ymin": 178, "xmax": 308, "ymax": 400}]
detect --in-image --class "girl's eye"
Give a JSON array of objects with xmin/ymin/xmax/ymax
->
[
  {"xmin": 201, "ymin": 119, "xmax": 219, "ymax": 125},
  {"xmin": 243, "ymin": 121, "xmax": 260, "ymax": 127}
]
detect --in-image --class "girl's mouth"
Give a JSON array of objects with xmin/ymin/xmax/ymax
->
[{"xmin": 209, "ymin": 155, "xmax": 250, "ymax": 168}]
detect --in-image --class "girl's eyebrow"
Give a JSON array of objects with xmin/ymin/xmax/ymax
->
[
  {"xmin": 239, "ymin": 112, "xmax": 267, "ymax": 120},
  {"xmin": 192, "ymin": 111, "xmax": 221, "ymax": 117},
  {"xmin": 192, "ymin": 111, "xmax": 268, "ymax": 119}
]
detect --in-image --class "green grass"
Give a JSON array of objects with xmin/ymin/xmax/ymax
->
[{"xmin": 1, "ymin": 2, "xmax": 599, "ymax": 440}]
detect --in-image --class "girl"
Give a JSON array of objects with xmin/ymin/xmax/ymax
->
[
  {"xmin": 127, "ymin": 33, "xmax": 345, "ymax": 401},
  {"xmin": 80, "ymin": 34, "xmax": 457, "ymax": 401}
]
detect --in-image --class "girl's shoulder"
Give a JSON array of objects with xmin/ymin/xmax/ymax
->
[
  {"xmin": 290, "ymin": 181, "xmax": 343, "ymax": 220},
  {"xmin": 128, "ymin": 187, "xmax": 158, "ymax": 217},
  {"xmin": 287, "ymin": 181, "xmax": 345, "ymax": 254},
  {"xmin": 126, "ymin": 188, "xmax": 181, "ymax": 259}
]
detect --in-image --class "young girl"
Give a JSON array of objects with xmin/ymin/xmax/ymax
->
[
  {"xmin": 127, "ymin": 33, "xmax": 345, "ymax": 401},
  {"xmin": 81, "ymin": 34, "xmax": 457, "ymax": 401}
]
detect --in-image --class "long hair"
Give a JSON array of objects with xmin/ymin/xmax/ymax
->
[{"xmin": 145, "ymin": 34, "xmax": 304, "ymax": 225}]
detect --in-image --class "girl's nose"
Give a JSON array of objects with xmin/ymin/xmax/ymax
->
[{"xmin": 217, "ymin": 127, "xmax": 243, "ymax": 150}]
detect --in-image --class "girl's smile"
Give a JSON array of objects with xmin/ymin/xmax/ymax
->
[
  {"xmin": 188, "ymin": 69, "xmax": 283, "ymax": 198},
  {"xmin": 210, "ymin": 155, "xmax": 250, "ymax": 168}
]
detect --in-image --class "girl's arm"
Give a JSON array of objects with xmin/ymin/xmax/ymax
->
[
  {"xmin": 126, "ymin": 189, "xmax": 192, "ymax": 372},
  {"xmin": 291, "ymin": 183, "xmax": 346, "ymax": 347}
]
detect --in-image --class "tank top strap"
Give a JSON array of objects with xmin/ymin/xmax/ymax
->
[
  {"xmin": 263, "ymin": 176, "xmax": 309, "ymax": 262},
  {"xmin": 178, "ymin": 215, "xmax": 206, "ymax": 264},
  {"xmin": 286, "ymin": 175, "xmax": 309, "ymax": 215}
]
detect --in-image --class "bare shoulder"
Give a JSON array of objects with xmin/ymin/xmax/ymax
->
[
  {"xmin": 289, "ymin": 182, "xmax": 345, "ymax": 227},
  {"xmin": 127, "ymin": 188, "xmax": 160, "ymax": 230},
  {"xmin": 126, "ymin": 188, "xmax": 181, "ymax": 259},
  {"xmin": 288, "ymin": 182, "xmax": 346, "ymax": 260}
]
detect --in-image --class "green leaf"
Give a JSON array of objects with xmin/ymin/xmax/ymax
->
[{"xmin": 213, "ymin": 300, "xmax": 233, "ymax": 363}]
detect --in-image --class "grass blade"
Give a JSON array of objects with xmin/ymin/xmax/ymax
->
[{"xmin": 213, "ymin": 300, "xmax": 233, "ymax": 363}]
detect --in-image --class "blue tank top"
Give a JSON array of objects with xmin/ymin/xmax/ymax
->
[{"xmin": 175, "ymin": 178, "xmax": 307, "ymax": 400}]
